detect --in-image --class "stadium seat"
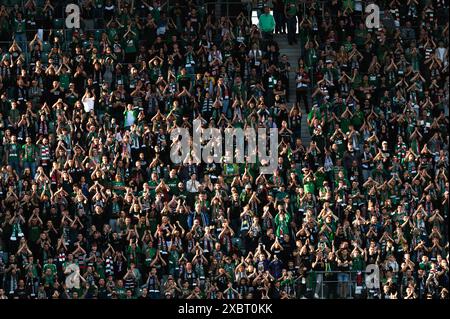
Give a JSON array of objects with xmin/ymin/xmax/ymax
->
[
  {"xmin": 42, "ymin": 41, "xmax": 51, "ymax": 53},
  {"xmin": 7, "ymin": 0, "xmax": 22, "ymax": 6},
  {"xmin": 65, "ymin": 29, "xmax": 73, "ymax": 40},
  {"xmin": 54, "ymin": 29, "xmax": 64, "ymax": 38},
  {"xmin": 25, "ymin": 52, "xmax": 31, "ymax": 63},
  {"xmin": 7, "ymin": 87, "xmax": 14, "ymax": 98},
  {"xmin": 41, "ymin": 52, "xmax": 48, "ymax": 63},
  {"xmin": 95, "ymin": 29, "xmax": 103, "ymax": 41},
  {"xmin": 53, "ymin": 19, "xmax": 64, "ymax": 29}
]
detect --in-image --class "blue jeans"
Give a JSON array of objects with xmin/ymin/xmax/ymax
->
[
  {"xmin": 8, "ymin": 159, "xmax": 20, "ymax": 174},
  {"xmin": 186, "ymin": 65, "xmax": 195, "ymax": 76},
  {"xmin": 222, "ymin": 99, "xmax": 231, "ymax": 118},
  {"xmin": 186, "ymin": 65, "xmax": 195, "ymax": 85},
  {"xmin": 362, "ymin": 169, "xmax": 370, "ymax": 182},
  {"xmin": 109, "ymin": 218, "xmax": 118, "ymax": 233},
  {"xmin": 338, "ymin": 273, "xmax": 349, "ymax": 282},
  {"xmin": 15, "ymin": 33, "xmax": 27, "ymax": 52}
]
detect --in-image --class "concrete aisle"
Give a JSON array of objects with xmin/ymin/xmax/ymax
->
[{"xmin": 274, "ymin": 34, "xmax": 311, "ymax": 145}]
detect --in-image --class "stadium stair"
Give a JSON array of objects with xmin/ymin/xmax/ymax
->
[{"xmin": 274, "ymin": 34, "xmax": 312, "ymax": 145}]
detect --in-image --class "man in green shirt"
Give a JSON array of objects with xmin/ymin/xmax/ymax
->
[
  {"xmin": 114, "ymin": 280, "xmax": 127, "ymax": 299},
  {"xmin": 7, "ymin": 135, "xmax": 20, "ymax": 174},
  {"xmin": 123, "ymin": 31, "xmax": 137, "ymax": 63},
  {"xmin": 259, "ymin": 6, "xmax": 276, "ymax": 41},
  {"xmin": 43, "ymin": 258, "xmax": 57, "ymax": 277},
  {"xmin": 13, "ymin": 12, "xmax": 27, "ymax": 51},
  {"xmin": 305, "ymin": 41, "xmax": 318, "ymax": 68},
  {"xmin": 166, "ymin": 169, "xmax": 180, "ymax": 195},
  {"xmin": 274, "ymin": 207, "xmax": 291, "ymax": 237},
  {"xmin": 8, "ymin": 102, "xmax": 20, "ymax": 128},
  {"xmin": 22, "ymin": 137, "xmax": 39, "ymax": 177}
]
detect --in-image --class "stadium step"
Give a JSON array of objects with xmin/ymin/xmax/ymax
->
[{"xmin": 274, "ymin": 34, "xmax": 311, "ymax": 146}]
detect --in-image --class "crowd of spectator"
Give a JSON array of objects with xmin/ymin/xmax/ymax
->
[{"xmin": 0, "ymin": 0, "xmax": 448, "ymax": 300}]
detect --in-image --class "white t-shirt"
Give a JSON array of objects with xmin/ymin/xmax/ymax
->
[
  {"xmin": 436, "ymin": 47, "xmax": 447, "ymax": 63},
  {"xmin": 186, "ymin": 179, "xmax": 201, "ymax": 193},
  {"xmin": 65, "ymin": 263, "xmax": 81, "ymax": 289},
  {"xmin": 83, "ymin": 96, "xmax": 95, "ymax": 112}
]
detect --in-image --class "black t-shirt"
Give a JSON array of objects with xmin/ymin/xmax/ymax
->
[
  {"xmin": 216, "ymin": 273, "xmax": 228, "ymax": 292},
  {"xmin": 14, "ymin": 287, "xmax": 28, "ymax": 299},
  {"xmin": 177, "ymin": 75, "xmax": 191, "ymax": 91},
  {"xmin": 73, "ymin": 72, "xmax": 87, "ymax": 95},
  {"xmin": 312, "ymin": 257, "xmax": 326, "ymax": 271},
  {"xmin": 229, "ymin": 199, "xmax": 241, "ymax": 220},
  {"xmin": 280, "ymin": 241, "xmax": 294, "ymax": 265},
  {"xmin": 337, "ymin": 253, "xmax": 352, "ymax": 271}
]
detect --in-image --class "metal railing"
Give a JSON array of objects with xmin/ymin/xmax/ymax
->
[
  {"xmin": 306, "ymin": 270, "xmax": 378, "ymax": 299},
  {"xmin": 165, "ymin": 0, "xmax": 252, "ymax": 21}
]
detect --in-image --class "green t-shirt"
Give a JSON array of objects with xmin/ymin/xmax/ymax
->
[
  {"xmin": 304, "ymin": 181, "xmax": 315, "ymax": 194},
  {"xmin": 0, "ymin": 18, "xmax": 10, "ymax": 33},
  {"xmin": 8, "ymin": 143, "xmax": 20, "ymax": 161},
  {"xmin": 123, "ymin": 37, "xmax": 137, "ymax": 54},
  {"xmin": 166, "ymin": 177, "xmax": 180, "ymax": 194},
  {"xmin": 22, "ymin": 144, "xmax": 38, "ymax": 162},
  {"xmin": 59, "ymin": 73, "xmax": 70, "ymax": 90},
  {"xmin": 343, "ymin": 40, "xmax": 353, "ymax": 52},
  {"xmin": 314, "ymin": 171, "xmax": 326, "ymax": 189},
  {"xmin": 43, "ymin": 263, "xmax": 57, "ymax": 275},
  {"xmin": 274, "ymin": 212, "xmax": 292, "ymax": 237},
  {"xmin": 14, "ymin": 19, "xmax": 26, "ymax": 33},
  {"xmin": 43, "ymin": 274, "xmax": 54, "ymax": 286},
  {"xmin": 9, "ymin": 108, "xmax": 20, "ymax": 123},
  {"xmin": 306, "ymin": 48, "xmax": 318, "ymax": 67},
  {"xmin": 115, "ymin": 287, "xmax": 126, "ymax": 299},
  {"xmin": 259, "ymin": 13, "xmax": 275, "ymax": 33},
  {"xmin": 29, "ymin": 225, "xmax": 41, "ymax": 243},
  {"xmin": 340, "ymin": 117, "xmax": 351, "ymax": 133},
  {"xmin": 151, "ymin": 8, "xmax": 161, "ymax": 23},
  {"xmin": 112, "ymin": 181, "xmax": 125, "ymax": 195},
  {"xmin": 66, "ymin": 92, "xmax": 78, "ymax": 107},
  {"xmin": 107, "ymin": 29, "xmax": 118, "ymax": 42},
  {"xmin": 352, "ymin": 255, "xmax": 365, "ymax": 271},
  {"xmin": 145, "ymin": 247, "xmax": 157, "ymax": 266},
  {"xmin": 342, "ymin": 0, "xmax": 354, "ymax": 10},
  {"xmin": 285, "ymin": 0, "xmax": 298, "ymax": 16},
  {"xmin": 354, "ymin": 29, "xmax": 367, "ymax": 47},
  {"xmin": 351, "ymin": 110, "xmax": 364, "ymax": 129}
]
